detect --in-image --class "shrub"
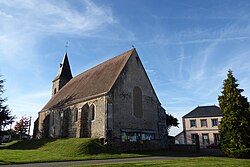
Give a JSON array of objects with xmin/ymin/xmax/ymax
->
[{"xmin": 224, "ymin": 147, "xmax": 250, "ymax": 158}]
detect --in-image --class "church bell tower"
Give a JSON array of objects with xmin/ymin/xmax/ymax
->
[{"xmin": 52, "ymin": 52, "xmax": 73, "ymax": 96}]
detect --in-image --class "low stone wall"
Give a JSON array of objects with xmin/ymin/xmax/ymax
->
[
  {"xmin": 112, "ymin": 140, "xmax": 162, "ymax": 152},
  {"xmin": 168, "ymin": 144, "xmax": 200, "ymax": 152}
]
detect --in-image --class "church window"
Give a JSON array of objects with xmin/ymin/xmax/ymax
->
[
  {"xmin": 136, "ymin": 56, "xmax": 140, "ymax": 68},
  {"xmin": 54, "ymin": 88, "xmax": 57, "ymax": 95},
  {"xmin": 74, "ymin": 109, "xmax": 78, "ymax": 122},
  {"xmin": 51, "ymin": 111, "xmax": 54, "ymax": 125},
  {"xmin": 107, "ymin": 103, "xmax": 113, "ymax": 130},
  {"xmin": 133, "ymin": 86, "xmax": 143, "ymax": 118},
  {"xmin": 90, "ymin": 104, "xmax": 95, "ymax": 121}
]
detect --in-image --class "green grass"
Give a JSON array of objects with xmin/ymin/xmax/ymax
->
[
  {"xmin": 78, "ymin": 157, "xmax": 250, "ymax": 167},
  {"xmin": 1, "ymin": 139, "xmax": 249, "ymax": 166},
  {"xmin": 0, "ymin": 138, "xmax": 145, "ymax": 165}
]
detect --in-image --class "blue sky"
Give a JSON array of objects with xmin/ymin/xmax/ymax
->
[{"xmin": 1, "ymin": 0, "xmax": 250, "ymax": 136}]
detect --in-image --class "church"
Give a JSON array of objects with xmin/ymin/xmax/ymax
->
[{"xmin": 34, "ymin": 48, "xmax": 167, "ymax": 150}]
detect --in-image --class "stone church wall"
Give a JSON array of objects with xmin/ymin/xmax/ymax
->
[
  {"xmin": 37, "ymin": 96, "xmax": 106, "ymax": 139},
  {"xmin": 110, "ymin": 51, "xmax": 161, "ymax": 142},
  {"xmin": 71, "ymin": 96, "xmax": 106, "ymax": 139},
  {"xmin": 38, "ymin": 96, "xmax": 106, "ymax": 138}
]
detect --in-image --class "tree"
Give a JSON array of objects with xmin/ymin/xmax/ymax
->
[
  {"xmin": 218, "ymin": 70, "xmax": 250, "ymax": 158},
  {"xmin": 166, "ymin": 113, "xmax": 179, "ymax": 133},
  {"xmin": 0, "ymin": 76, "xmax": 15, "ymax": 131},
  {"xmin": 14, "ymin": 116, "xmax": 31, "ymax": 135}
]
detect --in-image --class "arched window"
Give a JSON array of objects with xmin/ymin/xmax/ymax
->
[
  {"xmin": 74, "ymin": 108, "xmax": 78, "ymax": 122},
  {"xmin": 133, "ymin": 86, "xmax": 143, "ymax": 118},
  {"xmin": 90, "ymin": 104, "xmax": 95, "ymax": 121},
  {"xmin": 54, "ymin": 88, "xmax": 57, "ymax": 95}
]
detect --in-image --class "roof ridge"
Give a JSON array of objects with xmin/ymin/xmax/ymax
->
[
  {"xmin": 197, "ymin": 105, "xmax": 218, "ymax": 107},
  {"xmin": 72, "ymin": 48, "xmax": 135, "ymax": 79},
  {"xmin": 183, "ymin": 105, "xmax": 222, "ymax": 118}
]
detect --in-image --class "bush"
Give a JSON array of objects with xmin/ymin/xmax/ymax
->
[{"xmin": 223, "ymin": 147, "xmax": 250, "ymax": 158}]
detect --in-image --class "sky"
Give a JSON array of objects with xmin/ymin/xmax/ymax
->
[{"xmin": 0, "ymin": 0, "xmax": 250, "ymax": 136}]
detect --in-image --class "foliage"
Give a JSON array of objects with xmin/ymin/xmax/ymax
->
[
  {"xmin": 14, "ymin": 116, "xmax": 31, "ymax": 134},
  {"xmin": 166, "ymin": 113, "xmax": 179, "ymax": 132},
  {"xmin": 0, "ymin": 76, "xmax": 15, "ymax": 131},
  {"xmin": 223, "ymin": 148, "xmax": 250, "ymax": 159},
  {"xmin": 218, "ymin": 70, "xmax": 250, "ymax": 158}
]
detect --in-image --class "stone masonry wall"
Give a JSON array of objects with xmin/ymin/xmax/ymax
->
[
  {"xmin": 110, "ymin": 51, "xmax": 161, "ymax": 141},
  {"xmin": 39, "ymin": 96, "xmax": 106, "ymax": 139}
]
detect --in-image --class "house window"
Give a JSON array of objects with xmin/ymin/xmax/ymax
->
[
  {"xmin": 191, "ymin": 134, "xmax": 198, "ymax": 144},
  {"xmin": 90, "ymin": 104, "xmax": 95, "ymax": 121},
  {"xmin": 133, "ymin": 86, "xmax": 143, "ymax": 118},
  {"xmin": 202, "ymin": 134, "xmax": 209, "ymax": 145},
  {"xmin": 190, "ymin": 120, "xmax": 196, "ymax": 128},
  {"xmin": 201, "ymin": 119, "xmax": 207, "ymax": 127},
  {"xmin": 214, "ymin": 133, "xmax": 220, "ymax": 144},
  {"xmin": 212, "ymin": 119, "xmax": 218, "ymax": 127},
  {"xmin": 74, "ymin": 109, "xmax": 78, "ymax": 122}
]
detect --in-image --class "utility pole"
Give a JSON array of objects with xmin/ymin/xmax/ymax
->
[{"xmin": 28, "ymin": 116, "xmax": 32, "ymax": 136}]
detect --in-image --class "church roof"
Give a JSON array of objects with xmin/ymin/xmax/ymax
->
[
  {"xmin": 53, "ymin": 53, "xmax": 73, "ymax": 81},
  {"xmin": 41, "ymin": 48, "xmax": 135, "ymax": 111},
  {"xmin": 183, "ymin": 105, "xmax": 222, "ymax": 118}
]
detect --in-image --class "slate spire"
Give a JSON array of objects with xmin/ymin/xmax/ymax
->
[
  {"xmin": 52, "ymin": 52, "xmax": 73, "ymax": 96},
  {"xmin": 55, "ymin": 52, "xmax": 73, "ymax": 80}
]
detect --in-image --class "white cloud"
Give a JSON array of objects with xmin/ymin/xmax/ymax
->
[
  {"xmin": 7, "ymin": 90, "xmax": 51, "ymax": 134},
  {"xmin": 0, "ymin": 0, "xmax": 116, "ymax": 62},
  {"xmin": 0, "ymin": 0, "xmax": 115, "ymax": 34},
  {"xmin": 8, "ymin": 90, "xmax": 51, "ymax": 114},
  {"xmin": 0, "ymin": 10, "xmax": 13, "ymax": 18},
  {"xmin": 175, "ymin": 36, "xmax": 250, "ymax": 45}
]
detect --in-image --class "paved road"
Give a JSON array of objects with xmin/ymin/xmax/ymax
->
[{"xmin": 0, "ymin": 156, "xmax": 191, "ymax": 167}]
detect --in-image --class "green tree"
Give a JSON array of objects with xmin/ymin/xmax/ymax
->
[
  {"xmin": 166, "ymin": 113, "xmax": 179, "ymax": 133},
  {"xmin": 0, "ymin": 76, "xmax": 15, "ymax": 131},
  {"xmin": 218, "ymin": 70, "xmax": 250, "ymax": 158}
]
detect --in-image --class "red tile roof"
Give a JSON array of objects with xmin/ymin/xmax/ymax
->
[{"xmin": 41, "ymin": 48, "xmax": 135, "ymax": 111}]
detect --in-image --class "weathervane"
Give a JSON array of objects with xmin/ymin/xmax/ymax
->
[{"xmin": 65, "ymin": 41, "xmax": 69, "ymax": 52}]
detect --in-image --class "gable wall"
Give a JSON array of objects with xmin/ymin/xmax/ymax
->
[{"xmin": 110, "ymin": 51, "xmax": 161, "ymax": 140}]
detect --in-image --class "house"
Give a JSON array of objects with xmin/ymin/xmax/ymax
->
[
  {"xmin": 34, "ymin": 48, "xmax": 167, "ymax": 150},
  {"xmin": 175, "ymin": 105, "xmax": 222, "ymax": 148}
]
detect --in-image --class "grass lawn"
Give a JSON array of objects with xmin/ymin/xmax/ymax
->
[
  {"xmin": 77, "ymin": 157, "xmax": 250, "ymax": 167},
  {"xmin": 1, "ymin": 139, "xmax": 249, "ymax": 166},
  {"xmin": 0, "ymin": 138, "xmax": 146, "ymax": 165},
  {"xmin": 0, "ymin": 149, "xmax": 145, "ymax": 165}
]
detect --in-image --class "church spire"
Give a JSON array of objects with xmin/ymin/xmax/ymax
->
[
  {"xmin": 52, "ymin": 52, "xmax": 73, "ymax": 96},
  {"xmin": 55, "ymin": 52, "xmax": 73, "ymax": 80}
]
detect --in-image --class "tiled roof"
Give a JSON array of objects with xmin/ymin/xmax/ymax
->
[
  {"xmin": 41, "ymin": 48, "xmax": 135, "ymax": 111},
  {"xmin": 183, "ymin": 105, "xmax": 222, "ymax": 118}
]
